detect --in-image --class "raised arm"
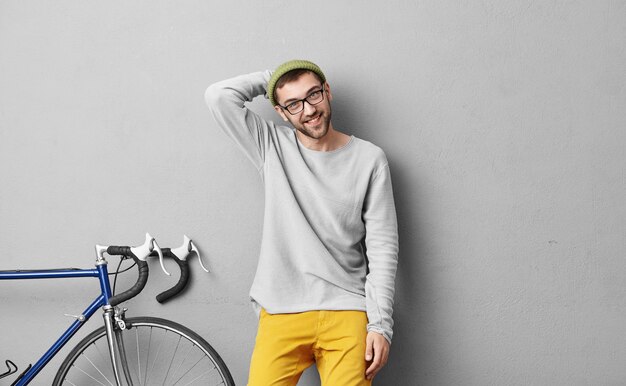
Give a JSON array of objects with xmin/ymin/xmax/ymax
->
[{"xmin": 205, "ymin": 70, "xmax": 273, "ymax": 171}]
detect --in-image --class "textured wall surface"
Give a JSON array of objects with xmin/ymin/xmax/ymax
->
[{"xmin": 1, "ymin": 1, "xmax": 625, "ymax": 385}]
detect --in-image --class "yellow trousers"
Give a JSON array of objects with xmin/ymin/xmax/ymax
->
[{"xmin": 247, "ymin": 309, "xmax": 372, "ymax": 386}]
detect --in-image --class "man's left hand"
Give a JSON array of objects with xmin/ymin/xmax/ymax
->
[{"xmin": 365, "ymin": 331, "xmax": 390, "ymax": 380}]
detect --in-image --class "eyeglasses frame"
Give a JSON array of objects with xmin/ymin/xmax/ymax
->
[{"xmin": 278, "ymin": 85, "xmax": 326, "ymax": 115}]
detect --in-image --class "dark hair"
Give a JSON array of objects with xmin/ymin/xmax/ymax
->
[{"xmin": 273, "ymin": 69, "xmax": 323, "ymax": 104}]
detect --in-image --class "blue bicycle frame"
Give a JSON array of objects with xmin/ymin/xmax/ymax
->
[{"xmin": 0, "ymin": 263, "xmax": 113, "ymax": 385}]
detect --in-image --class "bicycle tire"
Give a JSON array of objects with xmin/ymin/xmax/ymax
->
[{"xmin": 53, "ymin": 316, "xmax": 235, "ymax": 386}]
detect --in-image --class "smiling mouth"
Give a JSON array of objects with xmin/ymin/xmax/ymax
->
[{"xmin": 305, "ymin": 114, "xmax": 322, "ymax": 126}]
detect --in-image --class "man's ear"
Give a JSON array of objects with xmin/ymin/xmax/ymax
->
[
  {"xmin": 325, "ymin": 82, "xmax": 333, "ymax": 102},
  {"xmin": 274, "ymin": 106, "xmax": 289, "ymax": 122}
]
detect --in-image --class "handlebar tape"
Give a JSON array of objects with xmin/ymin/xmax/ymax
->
[
  {"xmin": 151, "ymin": 249, "xmax": 190, "ymax": 304},
  {"xmin": 156, "ymin": 257, "xmax": 189, "ymax": 303},
  {"xmin": 107, "ymin": 246, "xmax": 149, "ymax": 307},
  {"xmin": 106, "ymin": 246, "xmax": 131, "ymax": 257}
]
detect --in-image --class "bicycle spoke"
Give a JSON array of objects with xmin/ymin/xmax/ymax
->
[
  {"xmin": 170, "ymin": 339, "xmax": 193, "ymax": 383},
  {"xmin": 146, "ymin": 327, "xmax": 166, "ymax": 385},
  {"xmin": 181, "ymin": 366, "xmax": 222, "ymax": 386},
  {"xmin": 94, "ymin": 342, "xmax": 111, "ymax": 370},
  {"xmin": 120, "ymin": 325, "xmax": 143, "ymax": 385},
  {"xmin": 70, "ymin": 362, "xmax": 110, "ymax": 386},
  {"xmin": 136, "ymin": 326, "xmax": 142, "ymax": 386},
  {"xmin": 65, "ymin": 349, "xmax": 115, "ymax": 386},
  {"xmin": 81, "ymin": 352, "xmax": 115, "ymax": 386},
  {"xmin": 171, "ymin": 352, "xmax": 206, "ymax": 385},
  {"xmin": 144, "ymin": 326, "xmax": 156, "ymax": 385},
  {"xmin": 162, "ymin": 334, "xmax": 183, "ymax": 385}
]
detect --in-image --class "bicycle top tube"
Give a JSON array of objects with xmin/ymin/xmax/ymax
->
[{"xmin": 0, "ymin": 268, "xmax": 100, "ymax": 280}]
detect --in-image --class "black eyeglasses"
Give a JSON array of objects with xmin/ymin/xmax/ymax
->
[{"xmin": 279, "ymin": 86, "xmax": 326, "ymax": 115}]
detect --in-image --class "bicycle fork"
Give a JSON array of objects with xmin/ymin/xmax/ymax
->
[{"xmin": 103, "ymin": 305, "xmax": 133, "ymax": 386}]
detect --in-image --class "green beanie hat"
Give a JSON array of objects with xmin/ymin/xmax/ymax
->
[{"xmin": 267, "ymin": 59, "xmax": 326, "ymax": 106}]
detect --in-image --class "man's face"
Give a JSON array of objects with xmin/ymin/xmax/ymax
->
[{"xmin": 274, "ymin": 72, "xmax": 333, "ymax": 140}]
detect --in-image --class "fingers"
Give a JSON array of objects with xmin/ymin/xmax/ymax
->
[
  {"xmin": 365, "ymin": 332, "xmax": 390, "ymax": 381},
  {"xmin": 365, "ymin": 333, "xmax": 374, "ymax": 362}
]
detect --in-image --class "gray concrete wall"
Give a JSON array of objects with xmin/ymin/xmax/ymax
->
[{"xmin": 1, "ymin": 1, "xmax": 625, "ymax": 385}]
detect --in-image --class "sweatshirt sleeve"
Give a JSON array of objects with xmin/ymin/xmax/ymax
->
[
  {"xmin": 204, "ymin": 70, "xmax": 273, "ymax": 172},
  {"xmin": 363, "ymin": 161, "xmax": 399, "ymax": 344}
]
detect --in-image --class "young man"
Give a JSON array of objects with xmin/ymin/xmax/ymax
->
[{"xmin": 205, "ymin": 60, "xmax": 399, "ymax": 385}]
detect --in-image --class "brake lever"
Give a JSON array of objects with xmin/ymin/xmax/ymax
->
[
  {"xmin": 190, "ymin": 239, "xmax": 209, "ymax": 273},
  {"xmin": 131, "ymin": 233, "xmax": 170, "ymax": 276},
  {"xmin": 152, "ymin": 238, "xmax": 169, "ymax": 276},
  {"xmin": 171, "ymin": 235, "xmax": 209, "ymax": 273}
]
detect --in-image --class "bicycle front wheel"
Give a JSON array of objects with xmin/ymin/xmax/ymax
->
[{"xmin": 53, "ymin": 316, "xmax": 235, "ymax": 386}]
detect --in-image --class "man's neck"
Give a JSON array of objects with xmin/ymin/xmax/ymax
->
[{"xmin": 296, "ymin": 126, "xmax": 351, "ymax": 152}]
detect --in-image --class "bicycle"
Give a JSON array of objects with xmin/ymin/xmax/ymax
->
[{"xmin": 0, "ymin": 233, "xmax": 235, "ymax": 386}]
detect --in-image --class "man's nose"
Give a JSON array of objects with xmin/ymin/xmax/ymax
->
[{"xmin": 303, "ymin": 100, "xmax": 316, "ymax": 115}]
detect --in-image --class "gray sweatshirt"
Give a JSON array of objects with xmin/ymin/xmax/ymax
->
[{"xmin": 205, "ymin": 70, "xmax": 399, "ymax": 342}]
